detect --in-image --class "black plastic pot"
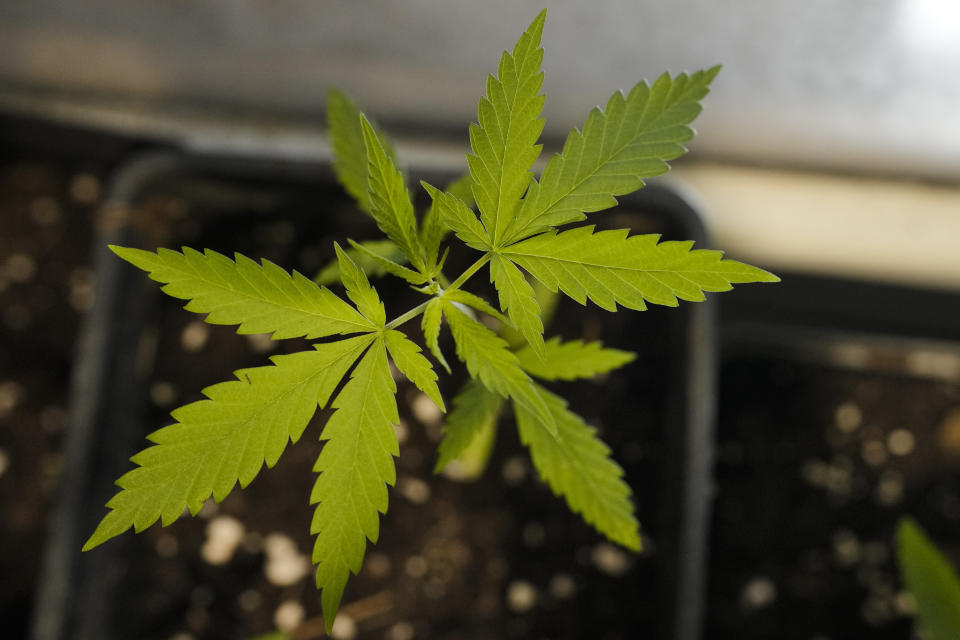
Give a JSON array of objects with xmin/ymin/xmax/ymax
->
[{"xmin": 28, "ymin": 144, "xmax": 718, "ymax": 640}]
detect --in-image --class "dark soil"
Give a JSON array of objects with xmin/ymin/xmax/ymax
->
[
  {"xmin": 0, "ymin": 154, "xmax": 102, "ymax": 639},
  {"xmin": 0, "ymin": 140, "xmax": 688, "ymax": 640},
  {"xmin": 4, "ymin": 123, "xmax": 958, "ymax": 640},
  {"xmin": 708, "ymin": 354, "xmax": 960, "ymax": 639}
]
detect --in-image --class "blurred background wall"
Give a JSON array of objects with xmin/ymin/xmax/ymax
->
[{"xmin": 1, "ymin": 0, "xmax": 959, "ymax": 287}]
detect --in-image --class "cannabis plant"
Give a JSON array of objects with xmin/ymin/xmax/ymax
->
[
  {"xmin": 83, "ymin": 10, "xmax": 777, "ymax": 629},
  {"xmin": 897, "ymin": 517, "xmax": 960, "ymax": 640}
]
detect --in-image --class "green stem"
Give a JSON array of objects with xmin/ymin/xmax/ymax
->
[
  {"xmin": 382, "ymin": 254, "xmax": 490, "ymax": 331},
  {"xmin": 384, "ymin": 300, "xmax": 431, "ymax": 331},
  {"xmin": 446, "ymin": 254, "xmax": 491, "ymax": 294}
]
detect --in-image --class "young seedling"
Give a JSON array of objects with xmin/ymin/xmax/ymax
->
[{"xmin": 82, "ymin": 9, "xmax": 778, "ymax": 630}]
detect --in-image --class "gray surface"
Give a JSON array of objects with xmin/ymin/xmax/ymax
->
[{"xmin": 1, "ymin": 0, "xmax": 958, "ymax": 179}]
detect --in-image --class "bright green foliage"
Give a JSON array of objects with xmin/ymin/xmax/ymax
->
[
  {"xmin": 360, "ymin": 116, "xmax": 427, "ymax": 275},
  {"xmin": 490, "ymin": 254, "xmax": 545, "ymax": 358},
  {"xmin": 328, "ymin": 88, "xmax": 396, "ymax": 215},
  {"xmin": 503, "ymin": 66, "xmax": 721, "ymax": 244},
  {"xmin": 443, "ymin": 302, "xmax": 556, "ymax": 436},
  {"xmin": 435, "ymin": 380, "xmax": 503, "ymax": 473},
  {"xmin": 516, "ymin": 386, "xmax": 640, "ymax": 550},
  {"xmin": 348, "ymin": 239, "xmax": 425, "ymax": 285},
  {"xmin": 311, "ymin": 336, "xmax": 398, "ymax": 629},
  {"xmin": 315, "ymin": 239, "xmax": 407, "ymax": 285},
  {"xmin": 421, "ymin": 174, "xmax": 474, "ymax": 270},
  {"xmin": 82, "ymin": 335, "xmax": 372, "ymax": 551},
  {"xmin": 516, "ymin": 337, "xmax": 636, "ymax": 381},
  {"xmin": 503, "ymin": 226, "xmax": 779, "ymax": 312},
  {"xmin": 110, "ymin": 245, "xmax": 375, "ymax": 338},
  {"xmin": 442, "ymin": 289, "xmax": 509, "ymax": 325},
  {"xmin": 422, "ymin": 182, "xmax": 491, "ymax": 252},
  {"xmin": 87, "ymin": 9, "xmax": 780, "ymax": 632},
  {"xmin": 422, "ymin": 297, "xmax": 450, "ymax": 374},
  {"xmin": 384, "ymin": 329, "xmax": 445, "ymax": 411},
  {"xmin": 334, "ymin": 243, "xmax": 386, "ymax": 327},
  {"xmin": 897, "ymin": 517, "xmax": 960, "ymax": 640},
  {"xmin": 468, "ymin": 10, "xmax": 545, "ymax": 247}
]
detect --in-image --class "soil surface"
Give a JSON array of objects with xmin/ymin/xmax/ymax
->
[
  {"xmin": 709, "ymin": 353, "xmax": 960, "ymax": 639},
  {"xmin": 4, "ymin": 125, "xmax": 958, "ymax": 640},
  {"xmin": 1, "ymin": 139, "xmax": 686, "ymax": 640}
]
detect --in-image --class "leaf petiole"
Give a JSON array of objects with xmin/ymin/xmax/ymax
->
[{"xmin": 383, "ymin": 300, "xmax": 431, "ymax": 331}]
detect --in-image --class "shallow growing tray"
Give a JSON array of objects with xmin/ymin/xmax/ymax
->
[{"xmin": 30, "ymin": 147, "xmax": 719, "ymax": 640}]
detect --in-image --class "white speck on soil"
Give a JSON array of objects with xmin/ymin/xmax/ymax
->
[
  {"xmin": 548, "ymin": 573, "xmax": 576, "ymax": 600},
  {"xmin": 273, "ymin": 599, "xmax": 305, "ymax": 631},
  {"xmin": 398, "ymin": 476, "xmax": 431, "ymax": 504},
  {"xmin": 875, "ymin": 470, "xmax": 904, "ymax": 506},
  {"xmin": 365, "ymin": 552, "xmax": 391, "ymax": 577},
  {"xmin": 591, "ymin": 543, "xmax": 631, "ymax": 576},
  {"xmin": 200, "ymin": 515, "xmax": 245, "ymax": 565},
  {"xmin": 68, "ymin": 267, "xmax": 94, "ymax": 312},
  {"xmin": 405, "ymin": 555, "xmax": 429, "ymax": 578},
  {"xmin": 501, "ymin": 456, "xmax": 527, "ymax": 486},
  {"xmin": 198, "ymin": 498, "xmax": 219, "ymax": 518},
  {"xmin": 263, "ymin": 532, "xmax": 310, "ymax": 586},
  {"xmin": 3, "ymin": 253, "xmax": 36, "ymax": 283},
  {"xmin": 155, "ymin": 533, "xmax": 179, "ymax": 558},
  {"xmin": 887, "ymin": 429, "xmax": 915, "ymax": 456},
  {"xmin": 237, "ymin": 588, "xmax": 263, "ymax": 612},
  {"xmin": 834, "ymin": 402, "xmax": 862, "ymax": 432},
  {"xmin": 30, "ymin": 196, "xmax": 60, "ymax": 225},
  {"xmin": 411, "ymin": 392, "xmax": 442, "ymax": 426},
  {"xmin": 506, "ymin": 580, "xmax": 538, "ymax": 613},
  {"xmin": 69, "ymin": 173, "xmax": 101, "ymax": 204},
  {"xmin": 832, "ymin": 529, "xmax": 861, "ymax": 567},
  {"xmin": 393, "ymin": 418, "xmax": 409, "ymax": 445},
  {"xmin": 860, "ymin": 439, "xmax": 887, "ymax": 467},
  {"xmin": 245, "ymin": 332, "xmax": 276, "ymax": 353},
  {"xmin": 150, "ymin": 381, "xmax": 178, "ymax": 407},
  {"xmin": 740, "ymin": 576, "xmax": 777, "ymax": 611},
  {"xmin": 893, "ymin": 590, "xmax": 915, "ymax": 615},
  {"xmin": 180, "ymin": 320, "xmax": 210, "ymax": 352},
  {"xmin": 331, "ymin": 612, "xmax": 358, "ymax": 639},
  {"xmin": 0, "ymin": 380, "xmax": 24, "ymax": 417},
  {"xmin": 387, "ymin": 621, "xmax": 416, "ymax": 640}
]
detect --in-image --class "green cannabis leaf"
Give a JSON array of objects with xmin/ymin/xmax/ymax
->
[
  {"xmin": 503, "ymin": 66, "xmax": 721, "ymax": 244},
  {"xmin": 85, "ymin": 8, "xmax": 780, "ymax": 631},
  {"xmin": 515, "ymin": 337, "xmax": 636, "ymax": 381},
  {"xmin": 83, "ymin": 335, "xmax": 373, "ymax": 550},
  {"xmin": 468, "ymin": 9, "xmax": 545, "ymax": 247},
  {"xmin": 897, "ymin": 517, "xmax": 960, "ymax": 640},
  {"xmin": 502, "ymin": 226, "xmax": 778, "ymax": 311},
  {"xmin": 327, "ymin": 87, "xmax": 396, "ymax": 216},
  {"xmin": 111, "ymin": 245, "xmax": 376, "ymax": 338},
  {"xmin": 443, "ymin": 301, "xmax": 556, "ymax": 436},
  {"xmin": 516, "ymin": 386, "xmax": 640, "ymax": 550},
  {"xmin": 311, "ymin": 335, "xmax": 397, "ymax": 629}
]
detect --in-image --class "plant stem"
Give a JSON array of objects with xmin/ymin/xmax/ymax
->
[
  {"xmin": 446, "ymin": 254, "xmax": 490, "ymax": 293},
  {"xmin": 382, "ymin": 254, "xmax": 490, "ymax": 331},
  {"xmin": 384, "ymin": 300, "xmax": 431, "ymax": 331}
]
